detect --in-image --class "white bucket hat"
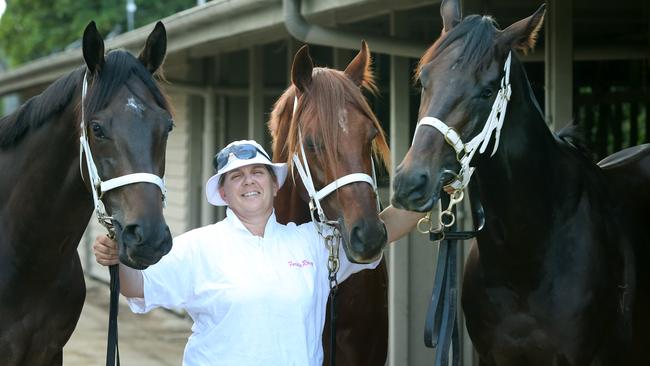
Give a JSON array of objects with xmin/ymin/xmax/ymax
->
[{"xmin": 205, "ymin": 140, "xmax": 288, "ymax": 206}]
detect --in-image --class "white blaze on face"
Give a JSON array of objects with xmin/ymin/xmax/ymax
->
[
  {"xmin": 338, "ymin": 108, "xmax": 348, "ymax": 134},
  {"xmin": 126, "ymin": 97, "xmax": 145, "ymax": 116}
]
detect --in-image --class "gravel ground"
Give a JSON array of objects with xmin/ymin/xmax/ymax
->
[{"xmin": 63, "ymin": 277, "xmax": 192, "ymax": 366}]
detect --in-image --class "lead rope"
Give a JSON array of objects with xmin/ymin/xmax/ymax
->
[
  {"xmin": 326, "ymin": 232, "xmax": 341, "ymax": 366},
  {"xmin": 107, "ymin": 245, "xmax": 120, "ymax": 366},
  {"xmin": 423, "ymin": 193, "xmax": 460, "ymax": 366}
]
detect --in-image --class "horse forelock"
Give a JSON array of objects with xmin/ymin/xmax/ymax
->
[
  {"xmin": 417, "ymin": 15, "xmax": 499, "ymax": 79},
  {"xmin": 270, "ymin": 67, "xmax": 389, "ymax": 183},
  {"xmin": 85, "ymin": 50, "xmax": 170, "ymax": 118}
]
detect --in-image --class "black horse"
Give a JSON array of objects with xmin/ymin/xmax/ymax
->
[
  {"xmin": 0, "ymin": 22, "xmax": 173, "ymax": 365},
  {"xmin": 392, "ymin": 0, "xmax": 649, "ymax": 364}
]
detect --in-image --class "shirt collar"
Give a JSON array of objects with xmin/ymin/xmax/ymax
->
[{"xmin": 225, "ymin": 208, "xmax": 278, "ymax": 238}]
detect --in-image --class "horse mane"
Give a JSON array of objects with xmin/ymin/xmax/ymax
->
[
  {"xmin": 0, "ymin": 49, "xmax": 170, "ymax": 149},
  {"xmin": 0, "ymin": 70, "xmax": 82, "ymax": 148},
  {"xmin": 417, "ymin": 15, "xmax": 499, "ymax": 78},
  {"xmin": 557, "ymin": 124, "xmax": 593, "ymax": 160},
  {"xmin": 269, "ymin": 67, "xmax": 390, "ymax": 182}
]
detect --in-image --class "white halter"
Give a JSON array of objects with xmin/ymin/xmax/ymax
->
[
  {"xmin": 291, "ymin": 96, "xmax": 380, "ymax": 227},
  {"xmin": 412, "ymin": 51, "xmax": 513, "ymax": 191},
  {"xmin": 79, "ymin": 72, "xmax": 167, "ymax": 232}
]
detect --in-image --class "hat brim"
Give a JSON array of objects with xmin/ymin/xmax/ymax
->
[{"xmin": 205, "ymin": 156, "xmax": 288, "ymax": 206}]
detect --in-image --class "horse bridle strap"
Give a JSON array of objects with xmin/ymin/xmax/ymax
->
[
  {"xmin": 291, "ymin": 131, "xmax": 379, "ymax": 226},
  {"xmin": 291, "ymin": 97, "xmax": 380, "ymax": 226},
  {"xmin": 101, "ymin": 173, "xmax": 166, "ymax": 195},
  {"xmin": 79, "ymin": 71, "xmax": 166, "ymax": 366},
  {"xmin": 79, "ymin": 72, "xmax": 167, "ymax": 231},
  {"xmin": 413, "ymin": 51, "xmax": 513, "ymax": 191},
  {"xmin": 314, "ymin": 173, "xmax": 375, "ymax": 201}
]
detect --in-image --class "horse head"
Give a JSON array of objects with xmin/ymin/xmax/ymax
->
[
  {"xmin": 392, "ymin": 0, "xmax": 545, "ymax": 212},
  {"xmin": 81, "ymin": 21, "xmax": 173, "ymax": 269},
  {"xmin": 270, "ymin": 42, "xmax": 390, "ymax": 263}
]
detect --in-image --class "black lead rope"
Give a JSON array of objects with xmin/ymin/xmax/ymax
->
[
  {"xmin": 424, "ymin": 191, "xmax": 484, "ymax": 366},
  {"xmin": 107, "ymin": 263, "xmax": 120, "ymax": 366},
  {"xmin": 329, "ymin": 288, "xmax": 337, "ymax": 366},
  {"xmin": 424, "ymin": 230, "xmax": 460, "ymax": 366}
]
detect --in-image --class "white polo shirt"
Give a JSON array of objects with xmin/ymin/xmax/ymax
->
[{"xmin": 127, "ymin": 209, "xmax": 380, "ymax": 366}]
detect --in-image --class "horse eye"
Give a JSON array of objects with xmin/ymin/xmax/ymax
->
[
  {"xmin": 90, "ymin": 122, "xmax": 106, "ymax": 139},
  {"xmin": 167, "ymin": 122, "xmax": 175, "ymax": 134},
  {"xmin": 305, "ymin": 138, "xmax": 318, "ymax": 150},
  {"xmin": 481, "ymin": 88, "xmax": 494, "ymax": 99}
]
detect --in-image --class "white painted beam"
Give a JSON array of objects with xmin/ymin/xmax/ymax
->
[
  {"xmin": 545, "ymin": 0, "xmax": 574, "ymax": 131},
  {"xmin": 388, "ymin": 10, "xmax": 412, "ymax": 366},
  {"xmin": 248, "ymin": 46, "xmax": 266, "ymax": 144},
  {"xmin": 201, "ymin": 87, "xmax": 217, "ymax": 227}
]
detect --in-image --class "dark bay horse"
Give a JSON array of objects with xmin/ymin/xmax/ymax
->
[
  {"xmin": 269, "ymin": 43, "xmax": 390, "ymax": 366},
  {"xmin": 392, "ymin": 0, "xmax": 649, "ymax": 364},
  {"xmin": 0, "ymin": 22, "xmax": 173, "ymax": 365}
]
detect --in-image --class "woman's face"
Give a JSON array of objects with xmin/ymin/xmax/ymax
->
[{"xmin": 219, "ymin": 164, "xmax": 278, "ymax": 218}]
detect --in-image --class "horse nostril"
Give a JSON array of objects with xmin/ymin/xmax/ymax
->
[
  {"xmin": 351, "ymin": 225, "xmax": 364, "ymax": 247},
  {"xmin": 122, "ymin": 224, "xmax": 144, "ymax": 246},
  {"xmin": 407, "ymin": 173, "xmax": 429, "ymax": 202}
]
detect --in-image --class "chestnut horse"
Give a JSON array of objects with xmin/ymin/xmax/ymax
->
[
  {"xmin": 269, "ymin": 43, "xmax": 389, "ymax": 366},
  {"xmin": 392, "ymin": 0, "xmax": 649, "ymax": 365},
  {"xmin": 0, "ymin": 22, "xmax": 173, "ymax": 365}
]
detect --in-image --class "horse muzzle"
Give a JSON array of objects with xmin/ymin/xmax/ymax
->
[
  {"xmin": 117, "ymin": 221, "xmax": 172, "ymax": 269},
  {"xmin": 392, "ymin": 165, "xmax": 442, "ymax": 212},
  {"xmin": 342, "ymin": 218, "xmax": 387, "ymax": 264}
]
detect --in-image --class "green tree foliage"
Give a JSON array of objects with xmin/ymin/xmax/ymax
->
[{"xmin": 0, "ymin": 0, "xmax": 195, "ymax": 67}]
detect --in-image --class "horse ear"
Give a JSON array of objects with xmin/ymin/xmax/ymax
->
[
  {"xmin": 82, "ymin": 21, "xmax": 105, "ymax": 74},
  {"xmin": 138, "ymin": 21, "xmax": 167, "ymax": 74},
  {"xmin": 441, "ymin": 0, "xmax": 461, "ymax": 33},
  {"xmin": 344, "ymin": 41, "xmax": 372, "ymax": 88},
  {"xmin": 499, "ymin": 4, "xmax": 546, "ymax": 54},
  {"xmin": 291, "ymin": 45, "xmax": 313, "ymax": 93}
]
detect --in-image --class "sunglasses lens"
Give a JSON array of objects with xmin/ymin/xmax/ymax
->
[
  {"xmin": 213, "ymin": 144, "xmax": 267, "ymax": 172},
  {"xmin": 232, "ymin": 145, "xmax": 257, "ymax": 160},
  {"xmin": 214, "ymin": 151, "xmax": 229, "ymax": 172}
]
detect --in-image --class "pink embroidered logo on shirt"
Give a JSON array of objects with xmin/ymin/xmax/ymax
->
[{"xmin": 288, "ymin": 260, "xmax": 314, "ymax": 268}]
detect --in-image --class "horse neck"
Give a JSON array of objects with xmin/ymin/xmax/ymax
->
[
  {"xmin": 471, "ymin": 61, "xmax": 571, "ymax": 260},
  {"xmin": 274, "ymin": 178, "xmax": 312, "ymax": 225},
  {"xmin": 0, "ymin": 94, "xmax": 92, "ymax": 260},
  {"xmin": 271, "ymin": 123, "xmax": 311, "ymax": 225}
]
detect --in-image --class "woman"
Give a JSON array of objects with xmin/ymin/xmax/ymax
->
[{"xmin": 94, "ymin": 139, "xmax": 423, "ymax": 365}]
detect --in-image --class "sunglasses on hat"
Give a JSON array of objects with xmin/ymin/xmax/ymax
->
[{"xmin": 213, "ymin": 144, "xmax": 271, "ymax": 172}]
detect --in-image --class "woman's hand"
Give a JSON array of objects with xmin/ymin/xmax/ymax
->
[
  {"xmin": 380, "ymin": 205, "xmax": 427, "ymax": 243},
  {"xmin": 93, "ymin": 235, "xmax": 120, "ymax": 266}
]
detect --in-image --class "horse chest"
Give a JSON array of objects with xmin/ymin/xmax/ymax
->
[
  {"xmin": 464, "ymin": 287, "xmax": 578, "ymax": 365},
  {"xmin": 464, "ymin": 271, "xmax": 613, "ymax": 366},
  {"xmin": 0, "ymin": 257, "xmax": 85, "ymax": 366}
]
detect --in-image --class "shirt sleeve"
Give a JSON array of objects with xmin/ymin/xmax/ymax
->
[
  {"xmin": 126, "ymin": 233, "xmax": 196, "ymax": 313},
  {"xmin": 336, "ymin": 246, "xmax": 382, "ymax": 284}
]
